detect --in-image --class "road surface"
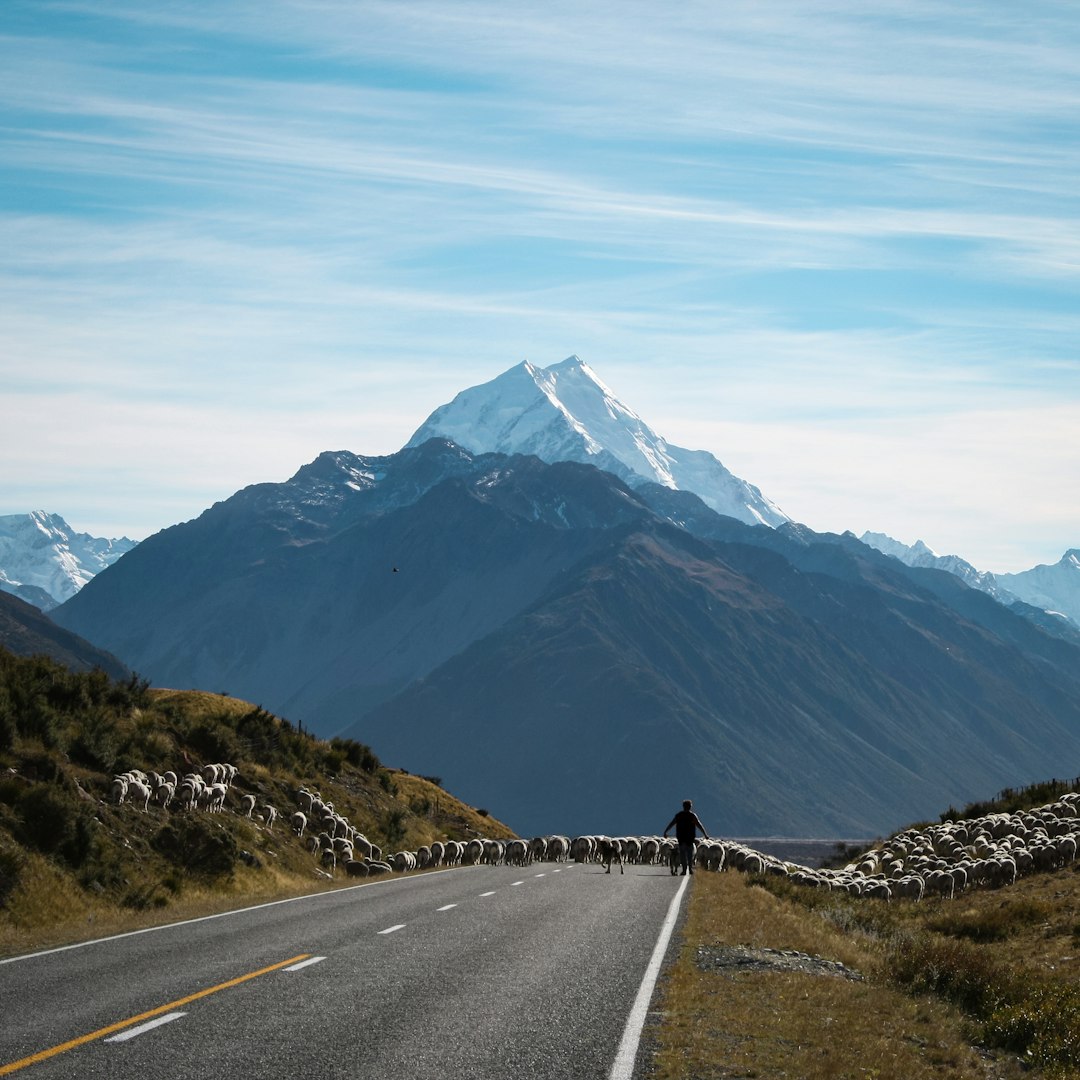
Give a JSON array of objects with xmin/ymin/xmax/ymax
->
[{"xmin": 0, "ymin": 862, "xmax": 688, "ymax": 1079}]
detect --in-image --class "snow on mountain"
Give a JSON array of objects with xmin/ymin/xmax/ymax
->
[
  {"xmin": 859, "ymin": 531, "xmax": 1014, "ymax": 600},
  {"xmin": 998, "ymin": 551, "xmax": 1080, "ymax": 628},
  {"xmin": 0, "ymin": 511, "xmax": 138, "ymax": 611},
  {"xmin": 407, "ymin": 356, "xmax": 789, "ymax": 528},
  {"xmin": 858, "ymin": 531, "xmax": 1080, "ymax": 635}
]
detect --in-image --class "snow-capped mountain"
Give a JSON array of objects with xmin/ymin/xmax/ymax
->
[
  {"xmin": 998, "ymin": 552, "xmax": 1080, "ymax": 628},
  {"xmin": 0, "ymin": 512, "xmax": 138, "ymax": 611},
  {"xmin": 859, "ymin": 532, "xmax": 1009, "ymax": 598},
  {"xmin": 859, "ymin": 531, "xmax": 1080, "ymax": 631},
  {"xmin": 407, "ymin": 356, "xmax": 789, "ymax": 528}
]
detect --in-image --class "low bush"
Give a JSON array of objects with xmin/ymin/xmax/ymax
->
[
  {"xmin": 985, "ymin": 983, "xmax": 1080, "ymax": 1071},
  {"xmin": 151, "ymin": 817, "xmax": 238, "ymax": 879},
  {"xmin": 926, "ymin": 898, "xmax": 1050, "ymax": 943},
  {"xmin": 14, "ymin": 785, "xmax": 98, "ymax": 869}
]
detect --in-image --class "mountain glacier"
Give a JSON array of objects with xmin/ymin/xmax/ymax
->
[
  {"xmin": 0, "ymin": 512, "xmax": 138, "ymax": 611},
  {"xmin": 407, "ymin": 355, "xmax": 789, "ymax": 528},
  {"xmin": 999, "ymin": 551, "xmax": 1080, "ymax": 627}
]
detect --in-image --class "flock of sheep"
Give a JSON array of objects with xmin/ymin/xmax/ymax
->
[
  {"xmin": 109, "ymin": 765, "xmax": 1080, "ymax": 901},
  {"xmin": 110, "ymin": 764, "xmax": 248, "ymax": 816}
]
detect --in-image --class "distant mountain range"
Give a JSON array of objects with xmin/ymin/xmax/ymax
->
[
  {"xmin": 0, "ymin": 511, "xmax": 136, "ymax": 611},
  {"xmin": 10, "ymin": 357, "xmax": 1080, "ymax": 836},
  {"xmin": 860, "ymin": 531, "xmax": 1080, "ymax": 630},
  {"xmin": 5, "ymin": 360, "xmax": 1076, "ymax": 627}
]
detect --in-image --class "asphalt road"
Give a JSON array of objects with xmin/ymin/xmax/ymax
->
[{"xmin": 0, "ymin": 863, "xmax": 688, "ymax": 1079}]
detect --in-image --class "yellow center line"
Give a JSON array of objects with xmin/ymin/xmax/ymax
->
[{"xmin": 0, "ymin": 953, "xmax": 311, "ymax": 1076}]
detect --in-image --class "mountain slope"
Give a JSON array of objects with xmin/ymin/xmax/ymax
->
[
  {"xmin": 407, "ymin": 356, "xmax": 789, "ymax": 527},
  {"xmin": 0, "ymin": 590, "xmax": 130, "ymax": 679},
  {"xmin": 53, "ymin": 441, "xmax": 651, "ymax": 725},
  {"xmin": 347, "ymin": 521, "xmax": 1080, "ymax": 837}
]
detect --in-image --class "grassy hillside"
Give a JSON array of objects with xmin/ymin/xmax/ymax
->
[{"xmin": 0, "ymin": 648, "xmax": 514, "ymax": 958}]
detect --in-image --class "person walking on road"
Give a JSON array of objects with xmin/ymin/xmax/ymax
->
[{"xmin": 663, "ymin": 799, "xmax": 710, "ymax": 876}]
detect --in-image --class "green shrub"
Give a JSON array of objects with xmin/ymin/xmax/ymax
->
[
  {"xmin": 318, "ymin": 745, "xmax": 347, "ymax": 774},
  {"xmin": 383, "ymin": 807, "xmax": 407, "ymax": 847},
  {"xmin": 927, "ymin": 899, "xmax": 1050, "ymax": 943},
  {"xmin": 0, "ymin": 844, "xmax": 22, "ymax": 906},
  {"xmin": 186, "ymin": 719, "xmax": 240, "ymax": 765},
  {"xmin": 151, "ymin": 817, "xmax": 238, "ymax": 878},
  {"xmin": 885, "ymin": 932, "xmax": 1005, "ymax": 1016},
  {"xmin": 237, "ymin": 707, "xmax": 280, "ymax": 759},
  {"xmin": 14, "ymin": 784, "xmax": 97, "ymax": 868},
  {"xmin": 329, "ymin": 737, "xmax": 380, "ymax": 773},
  {"xmin": 985, "ymin": 983, "xmax": 1080, "ymax": 1071},
  {"xmin": 69, "ymin": 708, "xmax": 119, "ymax": 773},
  {"xmin": 0, "ymin": 687, "xmax": 15, "ymax": 753}
]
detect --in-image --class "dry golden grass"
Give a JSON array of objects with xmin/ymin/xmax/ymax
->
[
  {"xmin": 648, "ymin": 872, "xmax": 1030, "ymax": 1079},
  {"xmin": 0, "ymin": 843, "xmax": 353, "ymax": 958}
]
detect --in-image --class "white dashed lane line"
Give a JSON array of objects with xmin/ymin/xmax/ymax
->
[
  {"xmin": 372, "ymin": 869, "xmax": 569, "ymax": 937},
  {"xmin": 103, "ymin": 1013, "xmax": 186, "ymax": 1043},
  {"xmin": 284, "ymin": 956, "xmax": 326, "ymax": 972}
]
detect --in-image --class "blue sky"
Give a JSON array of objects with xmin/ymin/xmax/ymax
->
[{"xmin": 2, "ymin": 2, "xmax": 1078, "ymax": 572}]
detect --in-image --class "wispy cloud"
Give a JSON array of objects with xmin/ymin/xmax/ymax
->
[{"xmin": 1, "ymin": 1, "xmax": 1077, "ymax": 569}]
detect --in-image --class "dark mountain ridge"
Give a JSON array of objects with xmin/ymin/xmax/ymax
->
[
  {"xmin": 0, "ymin": 590, "xmax": 130, "ymax": 680},
  {"xmin": 351, "ymin": 518, "xmax": 1080, "ymax": 836},
  {"xmin": 53, "ymin": 439, "xmax": 1080, "ymax": 837}
]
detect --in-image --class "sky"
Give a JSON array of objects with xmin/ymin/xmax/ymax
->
[{"xmin": 2, "ymin": 2, "xmax": 1078, "ymax": 574}]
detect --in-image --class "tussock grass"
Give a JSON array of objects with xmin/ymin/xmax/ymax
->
[
  {"xmin": 649, "ymin": 872, "xmax": 1032, "ymax": 1079},
  {"xmin": 652, "ymin": 863, "xmax": 1080, "ymax": 1078}
]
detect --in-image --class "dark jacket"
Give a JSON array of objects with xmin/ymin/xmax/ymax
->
[{"xmin": 665, "ymin": 809, "xmax": 708, "ymax": 844}]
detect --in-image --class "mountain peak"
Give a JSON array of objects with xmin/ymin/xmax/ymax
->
[
  {"xmin": 0, "ymin": 511, "xmax": 138, "ymax": 610},
  {"xmin": 407, "ymin": 357, "xmax": 789, "ymax": 528}
]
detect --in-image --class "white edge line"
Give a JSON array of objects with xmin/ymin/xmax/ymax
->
[
  {"xmin": 104, "ymin": 1012, "xmax": 186, "ymax": 1043},
  {"xmin": 377, "ymin": 924, "xmax": 406, "ymax": 935},
  {"xmin": 0, "ymin": 866, "xmax": 466, "ymax": 965},
  {"xmin": 608, "ymin": 874, "xmax": 690, "ymax": 1080},
  {"xmin": 284, "ymin": 956, "xmax": 326, "ymax": 971}
]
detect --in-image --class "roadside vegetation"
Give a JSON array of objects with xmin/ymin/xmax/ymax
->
[
  {"xmin": 649, "ymin": 781, "xmax": 1080, "ymax": 1079},
  {"xmin": 0, "ymin": 648, "xmax": 513, "ymax": 958}
]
